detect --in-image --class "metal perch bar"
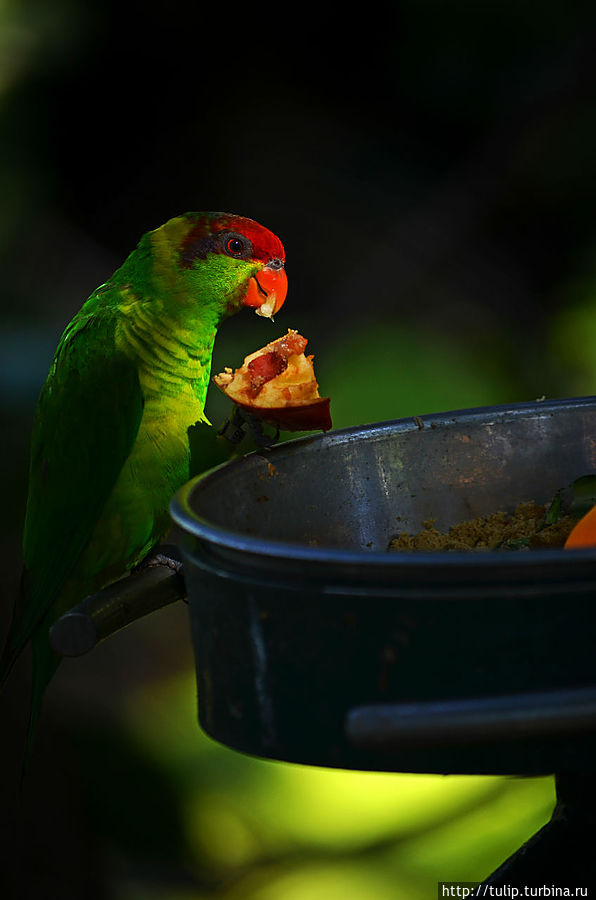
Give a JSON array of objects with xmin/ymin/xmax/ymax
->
[{"xmin": 49, "ymin": 561, "xmax": 187, "ymax": 657}]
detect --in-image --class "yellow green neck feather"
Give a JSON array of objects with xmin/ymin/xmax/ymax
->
[
  {"xmin": 115, "ymin": 291, "xmax": 216, "ymax": 423},
  {"xmin": 108, "ymin": 219, "xmax": 260, "ymax": 419}
]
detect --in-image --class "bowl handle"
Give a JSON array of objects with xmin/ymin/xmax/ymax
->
[{"xmin": 346, "ymin": 686, "xmax": 596, "ymax": 748}]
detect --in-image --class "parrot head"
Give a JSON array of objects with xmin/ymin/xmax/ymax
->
[{"xmin": 149, "ymin": 211, "xmax": 287, "ymax": 320}]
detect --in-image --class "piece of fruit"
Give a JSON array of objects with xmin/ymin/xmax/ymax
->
[{"xmin": 213, "ymin": 329, "xmax": 332, "ymax": 432}]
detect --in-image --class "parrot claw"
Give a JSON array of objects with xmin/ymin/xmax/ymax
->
[
  {"xmin": 246, "ymin": 415, "xmax": 280, "ymax": 449},
  {"xmin": 144, "ymin": 553, "xmax": 184, "ymax": 575},
  {"xmin": 217, "ymin": 406, "xmax": 249, "ymax": 444},
  {"xmin": 133, "ymin": 547, "xmax": 187, "ymax": 602},
  {"xmin": 134, "ymin": 545, "xmax": 184, "ymax": 576},
  {"xmin": 218, "ymin": 406, "xmax": 281, "ymax": 449}
]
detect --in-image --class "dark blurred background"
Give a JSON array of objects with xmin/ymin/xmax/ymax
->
[{"xmin": 1, "ymin": 1, "xmax": 595, "ymax": 897}]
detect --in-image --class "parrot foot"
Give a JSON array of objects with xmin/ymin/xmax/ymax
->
[
  {"xmin": 144, "ymin": 553, "xmax": 184, "ymax": 575},
  {"xmin": 217, "ymin": 405, "xmax": 248, "ymax": 444},
  {"xmin": 218, "ymin": 405, "xmax": 280, "ymax": 449},
  {"xmin": 134, "ymin": 545, "xmax": 184, "ymax": 576},
  {"xmin": 133, "ymin": 546, "xmax": 187, "ymax": 601},
  {"xmin": 246, "ymin": 415, "xmax": 280, "ymax": 449}
]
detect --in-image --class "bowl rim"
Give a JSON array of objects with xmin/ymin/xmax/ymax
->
[{"xmin": 170, "ymin": 395, "xmax": 596, "ymax": 573}]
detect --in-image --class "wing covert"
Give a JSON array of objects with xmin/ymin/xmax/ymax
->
[{"xmin": 19, "ymin": 312, "xmax": 144, "ymax": 641}]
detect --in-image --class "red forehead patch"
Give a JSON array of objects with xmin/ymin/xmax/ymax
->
[{"xmin": 179, "ymin": 211, "xmax": 285, "ymax": 267}]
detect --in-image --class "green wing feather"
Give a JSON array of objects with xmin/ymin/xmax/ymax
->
[{"xmin": 2, "ymin": 304, "xmax": 144, "ymax": 678}]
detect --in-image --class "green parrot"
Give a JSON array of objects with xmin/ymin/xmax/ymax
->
[{"xmin": 1, "ymin": 211, "xmax": 287, "ymax": 754}]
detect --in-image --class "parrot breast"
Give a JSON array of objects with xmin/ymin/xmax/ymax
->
[{"xmin": 73, "ymin": 299, "xmax": 218, "ymax": 586}]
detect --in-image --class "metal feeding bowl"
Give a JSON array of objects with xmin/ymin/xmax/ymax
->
[{"xmin": 170, "ymin": 397, "xmax": 596, "ymax": 776}]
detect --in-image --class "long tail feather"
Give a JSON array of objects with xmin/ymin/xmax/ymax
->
[
  {"xmin": 1, "ymin": 571, "xmax": 63, "ymax": 780},
  {"xmin": 21, "ymin": 624, "xmax": 61, "ymax": 781},
  {"xmin": 0, "ymin": 570, "xmax": 30, "ymax": 688}
]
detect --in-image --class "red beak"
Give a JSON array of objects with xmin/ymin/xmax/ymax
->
[{"xmin": 244, "ymin": 264, "xmax": 288, "ymax": 318}]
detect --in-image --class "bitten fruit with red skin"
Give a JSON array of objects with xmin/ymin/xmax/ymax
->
[{"xmin": 214, "ymin": 330, "xmax": 332, "ymax": 432}]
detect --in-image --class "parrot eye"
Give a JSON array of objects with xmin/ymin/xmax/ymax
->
[
  {"xmin": 222, "ymin": 232, "xmax": 252, "ymax": 259},
  {"xmin": 227, "ymin": 238, "xmax": 244, "ymax": 255}
]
